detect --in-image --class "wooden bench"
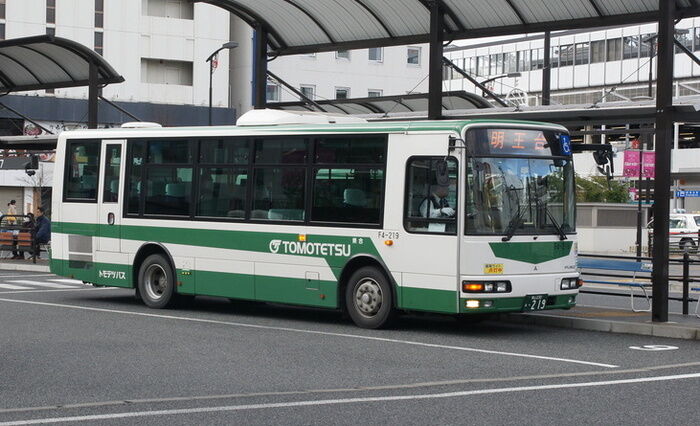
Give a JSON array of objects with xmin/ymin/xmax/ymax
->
[{"xmin": 578, "ymin": 258, "xmax": 653, "ymax": 312}]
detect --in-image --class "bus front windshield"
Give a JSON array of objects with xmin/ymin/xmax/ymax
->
[{"xmin": 466, "ymin": 156, "xmax": 575, "ymax": 237}]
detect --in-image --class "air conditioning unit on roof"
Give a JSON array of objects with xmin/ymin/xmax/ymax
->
[{"xmin": 236, "ymin": 109, "xmax": 367, "ymax": 126}]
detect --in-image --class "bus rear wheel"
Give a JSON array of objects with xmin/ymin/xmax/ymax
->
[
  {"xmin": 138, "ymin": 254, "xmax": 176, "ymax": 309},
  {"xmin": 345, "ymin": 266, "xmax": 395, "ymax": 329}
]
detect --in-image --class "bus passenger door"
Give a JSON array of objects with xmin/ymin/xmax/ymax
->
[{"xmin": 95, "ymin": 141, "xmax": 129, "ymax": 285}]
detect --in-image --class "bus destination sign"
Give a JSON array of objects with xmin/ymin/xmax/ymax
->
[{"xmin": 469, "ymin": 128, "xmax": 570, "ymax": 157}]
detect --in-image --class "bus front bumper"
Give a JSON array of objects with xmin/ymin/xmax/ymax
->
[{"xmin": 458, "ymin": 293, "xmax": 577, "ymax": 314}]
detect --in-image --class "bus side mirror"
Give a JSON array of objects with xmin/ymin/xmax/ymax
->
[{"xmin": 435, "ymin": 159, "xmax": 449, "ymax": 186}]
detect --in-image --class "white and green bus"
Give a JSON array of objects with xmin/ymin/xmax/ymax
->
[{"xmin": 50, "ymin": 110, "xmax": 579, "ymax": 328}]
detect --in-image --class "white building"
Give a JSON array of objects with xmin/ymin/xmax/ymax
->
[
  {"xmin": 0, "ymin": 0, "xmax": 233, "ymax": 133},
  {"xmin": 230, "ymin": 18, "xmax": 429, "ymax": 115}
]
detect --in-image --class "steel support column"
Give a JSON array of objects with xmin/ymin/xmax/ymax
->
[
  {"xmin": 542, "ymin": 31, "xmax": 551, "ymax": 106},
  {"xmin": 428, "ymin": 0, "xmax": 444, "ymax": 120},
  {"xmin": 651, "ymin": 0, "xmax": 675, "ymax": 323},
  {"xmin": 88, "ymin": 61, "xmax": 98, "ymax": 129},
  {"xmin": 253, "ymin": 24, "xmax": 268, "ymax": 109}
]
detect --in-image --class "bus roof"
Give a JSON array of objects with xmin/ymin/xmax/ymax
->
[{"xmin": 60, "ymin": 118, "xmax": 567, "ymax": 140}]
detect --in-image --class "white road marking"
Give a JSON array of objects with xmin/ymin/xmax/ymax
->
[
  {"xmin": 0, "ymin": 274, "xmax": 54, "ymax": 279},
  {"xmin": 0, "ymin": 284, "xmax": 31, "ymax": 290},
  {"xmin": 2, "ymin": 372, "xmax": 699, "ymax": 425},
  {"xmin": 48, "ymin": 279, "xmax": 84, "ymax": 285},
  {"xmin": 3, "ymin": 361, "xmax": 700, "ymax": 416},
  {"xmin": 0, "ymin": 297, "xmax": 618, "ymax": 368},
  {"xmin": 7, "ymin": 280, "xmax": 77, "ymax": 289},
  {"xmin": 0, "ymin": 288, "xmax": 108, "ymax": 295}
]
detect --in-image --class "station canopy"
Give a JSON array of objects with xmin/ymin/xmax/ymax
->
[
  {"xmin": 269, "ymin": 90, "xmax": 493, "ymax": 114},
  {"xmin": 0, "ymin": 35, "xmax": 124, "ymax": 93},
  {"xmin": 198, "ymin": 0, "xmax": 700, "ymax": 56}
]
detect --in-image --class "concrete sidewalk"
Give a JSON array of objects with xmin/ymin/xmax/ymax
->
[
  {"xmin": 0, "ymin": 257, "xmax": 50, "ymax": 272},
  {"xmin": 500, "ymin": 305, "xmax": 700, "ymax": 340}
]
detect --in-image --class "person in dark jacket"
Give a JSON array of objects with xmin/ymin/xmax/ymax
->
[{"xmin": 34, "ymin": 207, "xmax": 50, "ymax": 259}]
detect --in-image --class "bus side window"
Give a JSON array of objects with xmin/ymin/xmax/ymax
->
[
  {"xmin": 65, "ymin": 140, "xmax": 101, "ymax": 201},
  {"xmin": 404, "ymin": 157, "xmax": 458, "ymax": 234}
]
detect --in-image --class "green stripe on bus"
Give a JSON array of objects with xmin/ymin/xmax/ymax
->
[
  {"xmin": 488, "ymin": 241, "xmax": 573, "ymax": 264},
  {"xmin": 53, "ymin": 221, "xmax": 381, "ymax": 272},
  {"xmin": 398, "ymin": 286, "xmax": 458, "ymax": 314}
]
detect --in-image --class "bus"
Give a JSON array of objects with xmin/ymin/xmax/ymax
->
[{"xmin": 50, "ymin": 110, "xmax": 579, "ymax": 328}]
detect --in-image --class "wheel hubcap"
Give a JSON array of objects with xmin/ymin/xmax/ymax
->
[
  {"xmin": 144, "ymin": 264, "xmax": 167, "ymax": 301},
  {"xmin": 354, "ymin": 278, "xmax": 382, "ymax": 317}
]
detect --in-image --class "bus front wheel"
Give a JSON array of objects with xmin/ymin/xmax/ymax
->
[
  {"xmin": 138, "ymin": 254, "xmax": 176, "ymax": 309},
  {"xmin": 345, "ymin": 266, "xmax": 395, "ymax": 329}
]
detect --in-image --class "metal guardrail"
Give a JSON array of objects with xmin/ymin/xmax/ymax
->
[
  {"xmin": 579, "ymin": 252, "xmax": 699, "ymax": 316},
  {"xmin": 648, "ymin": 230, "xmax": 700, "ymax": 256}
]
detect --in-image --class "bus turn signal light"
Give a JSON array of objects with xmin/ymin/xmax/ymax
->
[
  {"xmin": 384, "ymin": 240, "xmax": 393, "ymax": 246},
  {"xmin": 463, "ymin": 283, "xmax": 484, "ymax": 292}
]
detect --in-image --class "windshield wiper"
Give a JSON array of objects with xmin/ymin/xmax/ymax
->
[
  {"xmin": 537, "ymin": 199, "xmax": 567, "ymax": 240},
  {"xmin": 501, "ymin": 205, "xmax": 526, "ymax": 242}
]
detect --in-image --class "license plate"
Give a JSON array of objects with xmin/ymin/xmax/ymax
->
[{"xmin": 523, "ymin": 294, "xmax": 548, "ymax": 311}]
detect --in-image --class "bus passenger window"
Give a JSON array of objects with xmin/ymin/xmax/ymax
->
[
  {"xmin": 252, "ymin": 168, "xmax": 305, "ymax": 221},
  {"xmin": 404, "ymin": 157, "xmax": 458, "ymax": 234},
  {"xmin": 103, "ymin": 145, "xmax": 122, "ymax": 203},
  {"xmin": 65, "ymin": 141, "xmax": 101, "ymax": 201},
  {"xmin": 311, "ymin": 168, "xmax": 384, "ymax": 224}
]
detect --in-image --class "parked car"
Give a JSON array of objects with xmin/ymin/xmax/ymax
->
[{"xmin": 647, "ymin": 213, "xmax": 700, "ymax": 252}]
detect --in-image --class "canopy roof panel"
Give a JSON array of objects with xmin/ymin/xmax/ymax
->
[
  {"xmin": 198, "ymin": 0, "xmax": 700, "ymax": 56},
  {"xmin": 0, "ymin": 35, "xmax": 124, "ymax": 93},
  {"xmin": 268, "ymin": 90, "xmax": 494, "ymax": 114}
]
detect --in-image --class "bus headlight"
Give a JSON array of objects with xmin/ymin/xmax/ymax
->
[{"xmin": 560, "ymin": 278, "xmax": 579, "ymax": 290}]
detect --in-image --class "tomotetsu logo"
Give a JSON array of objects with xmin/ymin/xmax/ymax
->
[{"xmin": 269, "ymin": 240, "xmax": 282, "ymax": 254}]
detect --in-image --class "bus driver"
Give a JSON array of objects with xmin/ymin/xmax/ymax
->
[{"xmin": 420, "ymin": 184, "xmax": 455, "ymax": 218}]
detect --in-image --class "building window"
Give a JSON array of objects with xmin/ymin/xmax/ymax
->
[
  {"xmin": 442, "ymin": 64, "xmax": 453, "ymax": 80},
  {"xmin": 503, "ymin": 52, "xmax": 516, "ymax": 73},
  {"xmin": 335, "ymin": 87, "xmax": 350, "ymax": 99},
  {"xmin": 607, "ymin": 38, "xmax": 622, "ymax": 61},
  {"xmin": 675, "ymin": 31, "xmax": 692, "ymax": 53},
  {"xmin": 694, "ymin": 28, "xmax": 700, "ymax": 52},
  {"xmin": 143, "ymin": 0, "xmax": 194, "ymax": 19},
  {"xmin": 47, "ymin": 0, "xmax": 56, "ymax": 24},
  {"xmin": 299, "ymin": 85, "xmax": 315, "ymax": 100},
  {"xmin": 407, "ymin": 47, "xmax": 421, "ymax": 65},
  {"xmin": 95, "ymin": 0, "xmax": 104, "ymax": 28},
  {"xmin": 591, "ymin": 40, "xmax": 606, "ymax": 63},
  {"xmin": 465, "ymin": 57, "xmax": 476, "ymax": 75},
  {"xmin": 550, "ymin": 46, "xmax": 560, "ymax": 68},
  {"xmin": 477, "ymin": 55, "xmax": 488, "ymax": 75},
  {"xmin": 623, "ymin": 35, "xmax": 640, "ymax": 59},
  {"xmin": 336, "ymin": 50, "xmax": 350, "ymax": 60},
  {"xmin": 46, "ymin": 27, "xmax": 55, "ymax": 36},
  {"xmin": 0, "ymin": 0, "xmax": 5, "ymax": 20},
  {"xmin": 141, "ymin": 58, "xmax": 194, "ymax": 85},
  {"xmin": 94, "ymin": 32, "xmax": 103, "ymax": 56},
  {"xmin": 488, "ymin": 53, "xmax": 501, "ymax": 75},
  {"xmin": 641, "ymin": 33, "xmax": 657, "ymax": 56},
  {"xmin": 266, "ymin": 83, "xmax": 280, "ymax": 102},
  {"xmin": 368, "ymin": 47, "xmax": 383, "ymax": 62},
  {"xmin": 367, "ymin": 89, "xmax": 382, "ymax": 98},
  {"xmin": 574, "ymin": 42, "xmax": 589, "ymax": 65},
  {"xmin": 0, "ymin": 23, "xmax": 4, "ymax": 41},
  {"xmin": 530, "ymin": 48, "xmax": 544, "ymax": 70},
  {"xmin": 516, "ymin": 51, "xmax": 529, "ymax": 72}
]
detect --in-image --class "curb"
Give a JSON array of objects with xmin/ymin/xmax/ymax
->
[
  {"xmin": 0, "ymin": 263, "xmax": 50, "ymax": 273},
  {"xmin": 499, "ymin": 312, "xmax": 700, "ymax": 340}
]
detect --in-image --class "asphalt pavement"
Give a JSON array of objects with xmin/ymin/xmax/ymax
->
[{"xmin": 0, "ymin": 271, "xmax": 698, "ymax": 425}]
